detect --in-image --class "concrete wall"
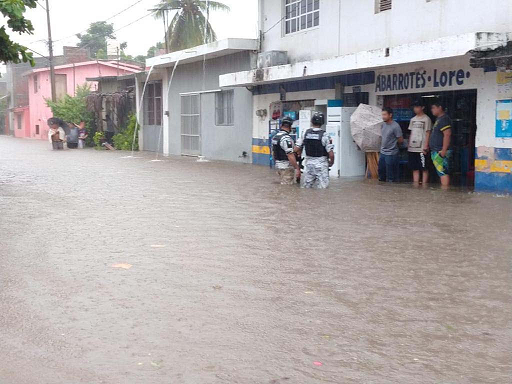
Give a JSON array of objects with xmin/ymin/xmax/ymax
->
[
  {"xmin": 145, "ymin": 51, "xmax": 254, "ymax": 162},
  {"xmin": 260, "ymin": 0, "xmax": 512, "ymax": 63}
]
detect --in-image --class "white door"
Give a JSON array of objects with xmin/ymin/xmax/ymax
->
[{"xmin": 180, "ymin": 94, "xmax": 201, "ymax": 156}]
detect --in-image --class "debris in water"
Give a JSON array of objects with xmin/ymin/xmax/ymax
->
[
  {"xmin": 112, "ymin": 263, "xmax": 132, "ymax": 270},
  {"xmin": 213, "ymin": 285, "xmax": 223, "ymax": 290},
  {"xmin": 313, "ymin": 361, "xmax": 323, "ymax": 366}
]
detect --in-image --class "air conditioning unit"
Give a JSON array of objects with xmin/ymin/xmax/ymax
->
[{"xmin": 257, "ymin": 51, "xmax": 288, "ymax": 69}]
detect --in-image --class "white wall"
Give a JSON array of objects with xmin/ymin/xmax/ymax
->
[
  {"xmin": 260, "ymin": 0, "xmax": 512, "ymax": 63},
  {"xmin": 253, "ymin": 89, "xmax": 335, "ymax": 139}
]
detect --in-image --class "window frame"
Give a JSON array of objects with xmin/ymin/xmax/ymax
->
[
  {"xmin": 215, "ymin": 90, "xmax": 235, "ymax": 127},
  {"xmin": 284, "ymin": 0, "xmax": 320, "ymax": 36},
  {"xmin": 34, "ymin": 74, "xmax": 38, "ymax": 93},
  {"xmin": 143, "ymin": 81, "xmax": 163, "ymax": 126},
  {"xmin": 375, "ymin": 0, "xmax": 392, "ymax": 13}
]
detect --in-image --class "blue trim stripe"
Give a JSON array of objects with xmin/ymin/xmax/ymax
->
[{"xmin": 253, "ymin": 153, "xmax": 270, "ymax": 166}]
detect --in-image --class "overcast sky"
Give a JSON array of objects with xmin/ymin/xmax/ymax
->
[{"xmin": 6, "ymin": 0, "xmax": 258, "ymax": 62}]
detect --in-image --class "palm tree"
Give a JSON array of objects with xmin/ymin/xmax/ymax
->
[{"xmin": 154, "ymin": 0, "xmax": 230, "ymax": 53}]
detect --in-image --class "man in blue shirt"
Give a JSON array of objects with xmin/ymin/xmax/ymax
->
[{"xmin": 378, "ymin": 107, "xmax": 404, "ymax": 182}]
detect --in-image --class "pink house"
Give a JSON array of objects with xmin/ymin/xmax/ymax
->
[{"xmin": 25, "ymin": 61, "xmax": 140, "ymax": 140}]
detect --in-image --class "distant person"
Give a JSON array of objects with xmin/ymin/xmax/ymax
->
[
  {"xmin": 77, "ymin": 122, "xmax": 88, "ymax": 149},
  {"xmin": 430, "ymin": 99, "xmax": 453, "ymax": 188},
  {"xmin": 408, "ymin": 100, "xmax": 433, "ymax": 185},
  {"xmin": 378, "ymin": 107, "xmax": 404, "ymax": 182},
  {"xmin": 295, "ymin": 112, "xmax": 334, "ymax": 189},
  {"xmin": 272, "ymin": 116, "xmax": 300, "ymax": 185},
  {"xmin": 66, "ymin": 123, "xmax": 79, "ymax": 149},
  {"xmin": 103, "ymin": 114, "xmax": 115, "ymax": 144},
  {"xmin": 47, "ymin": 118, "xmax": 66, "ymax": 150}
]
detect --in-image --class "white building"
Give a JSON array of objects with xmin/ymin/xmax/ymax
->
[
  {"xmin": 141, "ymin": 39, "xmax": 258, "ymax": 162},
  {"xmin": 221, "ymin": 0, "xmax": 512, "ymax": 192}
]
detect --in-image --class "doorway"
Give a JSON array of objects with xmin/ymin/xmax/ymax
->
[
  {"xmin": 384, "ymin": 90, "xmax": 477, "ymax": 188},
  {"xmin": 180, "ymin": 94, "xmax": 201, "ymax": 156}
]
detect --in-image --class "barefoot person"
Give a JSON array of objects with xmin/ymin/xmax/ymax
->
[
  {"xmin": 430, "ymin": 99, "xmax": 453, "ymax": 188},
  {"xmin": 47, "ymin": 118, "xmax": 66, "ymax": 150},
  {"xmin": 408, "ymin": 100, "xmax": 432, "ymax": 185}
]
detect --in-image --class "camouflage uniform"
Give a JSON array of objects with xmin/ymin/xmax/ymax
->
[
  {"xmin": 296, "ymin": 128, "xmax": 334, "ymax": 189},
  {"xmin": 272, "ymin": 130, "xmax": 296, "ymax": 185}
]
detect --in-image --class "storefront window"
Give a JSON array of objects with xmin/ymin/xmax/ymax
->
[{"xmin": 285, "ymin": 0, "xmax": 319, "ymax": 35}]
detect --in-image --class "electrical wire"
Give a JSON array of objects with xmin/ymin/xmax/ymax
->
[
  {"xmin": 263, "ymin": 16, "xmax": 285, "ymax": 35},
  {"xmin": 53, "ymin": 0, "xmax": 145, "ymax": 43}
]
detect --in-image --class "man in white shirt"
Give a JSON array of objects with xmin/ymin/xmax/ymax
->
[{"xmin": 407, "ymin": 100, "xmax": 433, "ymax": 185}]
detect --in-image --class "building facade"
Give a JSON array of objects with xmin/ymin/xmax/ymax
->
[
  {"xmin": 142, "ymin": 39, "xmax": 258, "ymax": 163},
  {"xmin": 25, "ymin": 61, "xmax": 139, "ymax": 140},
  {"xmin": 221, "ymin": 0, "xmax": 512, "ymax": 193}
]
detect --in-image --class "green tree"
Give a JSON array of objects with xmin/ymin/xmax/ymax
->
[
  {"xmin": 147, "ymin": 41, "xmax": 164, "ymax": 58},
  {"xmin": 153, "ymin": 0, "xmax": 229, "ymax": 52},
  {"xmin": 77, "ymin": 21, "xmax": 115, "ymax": 58},
  {"xmin": 0, "ymin": 0, "xmax": 37, "ymax": 65}
]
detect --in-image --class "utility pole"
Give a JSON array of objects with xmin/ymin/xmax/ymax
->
[{"xmin": 45, "ymin": 0, "xmax": 56, "ymax": 102}]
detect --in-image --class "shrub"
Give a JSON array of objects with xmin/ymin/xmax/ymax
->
[
  {"xmin": 93, "ymin": 131, "xmax": 105, "ymax": 148},
  {"xmin": 47, "ymin": 85, "xmax": 95, "ymax": 146},
  {"xmin": 113, "ymin": 114, "xmax": 139, "ymax": 151}
]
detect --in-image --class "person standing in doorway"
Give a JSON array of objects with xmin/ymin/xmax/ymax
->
[
  {"xmin": 430, "ymin": 99, "xmax": 453, "ymax": 188},
  {"xmin": 103, "ymin": 114, "xmax": 115, "ymax": 145},
  {"xmin": 378, "ymin": 107, "xmax": 404, "ymax": 182},
  {"xmin": 272, "ymin": 116, "xmax": 301, "ymax": 185},
  {"xmin": 295, "ymin": 112, "xmax": 334, "ymax": 189},
  {"xmin": 408, "ymin": 100, "xmax": 433, "ymax": 185}
]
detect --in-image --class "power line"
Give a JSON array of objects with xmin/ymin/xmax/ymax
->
[
  {"xmin": 23, "ymin": 7, "xmax": 156, "ymax": 61},
  {"xmin": 68, "ymin": 10, "xmax": 156, "ymax": 54},
  {"xmin": 53, "ymin": 0, "xmax": 145, "ymax": 43}
]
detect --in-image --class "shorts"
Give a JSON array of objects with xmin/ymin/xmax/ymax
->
[
  {"xmin": 431, "ymin": 150, "xmax": 453, "ymax": 177},
  {"xmin": 52, "ymin": 141, "xmax": 64, "ymax": 150},
  {"xmin": 408, "ymin": 152, "xmax": 428, "ymax": 171}
]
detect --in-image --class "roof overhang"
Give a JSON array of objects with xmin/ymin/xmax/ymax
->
[
  {"xmin": 220, "ymin": 32, "xmax": 512, "ymax": 88},
  {"xmin": 146, "ymin": 38, "xmax": 259, "ymax": 69}
]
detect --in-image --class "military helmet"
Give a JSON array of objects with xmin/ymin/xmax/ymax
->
[
  {"xmin": 281, "ymin": 116, "xmax": 294, "ymax": 128},
  {"xmin": 311, "ymin": 112, "xmax": 325, "ymax": 126}
]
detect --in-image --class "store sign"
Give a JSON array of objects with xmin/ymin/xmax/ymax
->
[{"xmin": 375, "ymin": 69, "xmax": 472, "ymax": 92}]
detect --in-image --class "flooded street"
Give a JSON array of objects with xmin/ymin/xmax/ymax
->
[{"xmin": 1, "ymin": 136, "xmax": 511, "ymax": 383}]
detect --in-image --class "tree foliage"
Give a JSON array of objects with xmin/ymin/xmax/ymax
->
[
  {"xmin": 147, "ymin": 41, "xmax": 164, "ymax": 58},
  {"xmin": 77, "ymin": 21, "xmax": 115, "ymax": 58},
  {"xmin": 0, "ymin": 0, "xmax": 37, "ymax": 65},
  {"xmin": 153, "ymin": 0, "xmax": 229, "ymax": 52}
]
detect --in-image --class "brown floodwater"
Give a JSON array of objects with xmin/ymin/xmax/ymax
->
[{"xmin": 1, "ymin": 136, "xmax": 511, "ymax": 383}]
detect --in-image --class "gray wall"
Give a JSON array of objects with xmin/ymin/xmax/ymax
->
[
  {"xmin": 143, "ymin": 125, "xmax": 164, "ymax": 153},
  {"xmin": 166, "ymin": 51, "xmax": 254, "ymax": 162}
]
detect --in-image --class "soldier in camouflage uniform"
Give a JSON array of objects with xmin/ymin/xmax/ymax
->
[
  {"xmin": 295, "ymin": 113, "xmax": 334, "ymax": 189},
  {"xmin": 272, "ymin": 116, "xmax": 301, "ymax": 185}
]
